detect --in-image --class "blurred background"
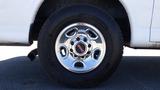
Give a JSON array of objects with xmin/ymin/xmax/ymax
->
[{"xmin": 0, "ymin": 42, "xmax": 160, "ymax": 60}]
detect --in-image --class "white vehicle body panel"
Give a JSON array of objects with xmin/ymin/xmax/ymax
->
[
  {"xmin": 150, "ymin": 0, "xmax": 160, "ymax": 42},
  {"xmin": 120, "ymin": 0, "xmax": 156, "ymax": 48},
  {"xmin": 0, "ymin": 0, "xmax": 42, "ymax": 45},
  {"xmin": 0, "ymin": 0, "xmax": 160, "ymax": 48}
]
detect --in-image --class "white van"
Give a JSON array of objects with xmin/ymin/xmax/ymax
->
[{"xmin": 0, "ymin": 0, "xmax": 159, "ymax": 87}]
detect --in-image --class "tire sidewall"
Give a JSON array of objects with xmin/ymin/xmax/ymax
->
[{"xmin": 38, "ymin": 5, "xmax": 123, "ymax": 86}]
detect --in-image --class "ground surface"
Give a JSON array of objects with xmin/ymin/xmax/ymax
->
[{"xmin": 0, "ymin": 56, "xmax": 160, "ymax": 90}]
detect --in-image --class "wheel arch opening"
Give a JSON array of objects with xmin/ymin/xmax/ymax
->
[{"xmin": 30, "ymin": 0, "xmax": 131, "ymax": 45}]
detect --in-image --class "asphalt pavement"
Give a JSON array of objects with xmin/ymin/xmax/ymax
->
[{"xmin": 0, "ymin": 56, "xmax": 160, "ymax": 90}]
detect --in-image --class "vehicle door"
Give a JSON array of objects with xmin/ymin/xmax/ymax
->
[{"xmin": 150, "ymin": 0, "xmax": 160, "ymax": 42}]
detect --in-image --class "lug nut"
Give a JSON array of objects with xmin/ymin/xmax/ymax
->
[
  {"xmin": 81, "ymin": 56, "xmax": 85, "ymax": 58},
  {"xmin": 70, "ymin": 49, "xmax": 73, "ymax": 52},
  {"xmin": 88, "ymin": 44, "xmax": 91, "ymax": 48},
  {"xmin": 76, "ymin": 37, "xmax": 80, "ymax": 41},
  {"xmin": 74, "ymin": 55, "xmax": 78, "ymax": 57},
  {"xmin": 87, "ymin": 51, "xmax": 91, "ymax": 54},
  {"xmin": 71, "ymin": 41, "xmax": 74, "ymax": 45}
]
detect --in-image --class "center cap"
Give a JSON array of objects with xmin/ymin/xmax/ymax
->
[{"xmin": 75, "ymin": 42, "xmax": 86, "ymax": 54}]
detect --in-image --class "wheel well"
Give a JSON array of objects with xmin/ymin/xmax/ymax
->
[{"xmin": 30, "ymin": 0, "xmax": 131, "ymax": 45}]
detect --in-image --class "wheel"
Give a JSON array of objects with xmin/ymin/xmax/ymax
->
[{"xmin": 38, "ymin": 5, "xmax": 123, "ymax": 88}]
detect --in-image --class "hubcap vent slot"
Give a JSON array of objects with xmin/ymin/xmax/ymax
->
[
  {"xmin": 66, "ymin": 28, "xmax": 77, "ymax": 37},
  {"xmin": 94, "ymin": 49, "xmax": 101, "ymax": 60},
  {"xmin": 75, "ymin": 62, "xmax": 84, "ymax": 68},
  {"xmin": 60, "ymin": 46, "xmax": 67, "ymax": 57},
  {"xmin": 86, "ymin": 29, "xmax": 98, "ymax": 39}
]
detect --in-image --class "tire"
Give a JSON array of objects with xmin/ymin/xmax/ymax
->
[{"xmin": 38, "ymin": 5, "xmax": 123, "ymax": 88}]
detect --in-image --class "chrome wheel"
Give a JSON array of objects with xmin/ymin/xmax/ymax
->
[{"xmin": 55, "ymin": 22, "xmax": 106, "ymax": 73}]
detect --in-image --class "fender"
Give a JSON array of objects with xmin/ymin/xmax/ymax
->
[
  {"xmin": 120, "ymin": 0, "xmax": 155, "ymax": 48},
  {"xmin": 0, "ymin": 0, "xmax": 155, "ymax": 48},
  {"xmin": 31, "ymin": 0, "xmax": 155, "ymax": 48},
  {"xmin": 0, "ymin": 0, "xmax": 43, "ymax": 45}
]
